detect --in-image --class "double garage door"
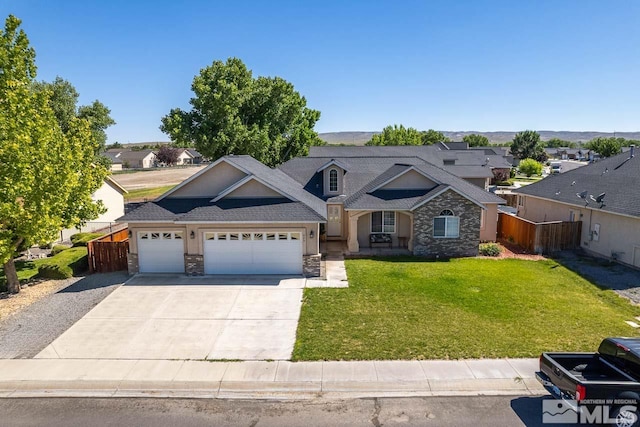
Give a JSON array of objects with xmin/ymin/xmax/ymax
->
[
  {"xmin": 137, "ymin": 230, "xmax": 303, "ymax": 275},
  {"xmin": 203, "ymin": 231, "xmax": 302, "ymax": 274}
]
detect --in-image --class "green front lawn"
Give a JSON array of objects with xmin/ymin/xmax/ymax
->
[
  {"xmin": 293, "ymin": 258, "xmax": 640, "ymax": 360},
  {"xmin": 124, "ymin": 185, "xmax": 175, "ymax": 202},
  {"xmin": 0, "ymin": 247, "xmax": 88, "ymax": 291}
]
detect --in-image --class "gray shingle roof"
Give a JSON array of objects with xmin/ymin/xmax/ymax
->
[
  {"xmin": 119, "ymin": 155, "xmax": 328, "ymax": 223},
  {"xmin": 120, "ymin": 202, "xmax": 177, "ymax": 222},
  {"xmin": 281, "ymin": 152, "xmax": 505, "ymax": 211},
  {"xmin": 514, "ymin": 152, "xmax": 640, "ymax": 218},
  {"xmin": 177, "ymin": 198, "xmax": 325, "ymax": 222},
  {"xmin": 120, "ymin": 198, "xmax": 325, "ymax": 223}
]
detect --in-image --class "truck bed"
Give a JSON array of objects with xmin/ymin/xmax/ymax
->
[{"xmin": 545, "ymin": 353, "xmax": 630, "ymax": 382}]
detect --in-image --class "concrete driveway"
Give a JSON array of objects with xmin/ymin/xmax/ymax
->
[{"xmin": 35, "ymin": 276, "xmax": 305, "ymax": 361}]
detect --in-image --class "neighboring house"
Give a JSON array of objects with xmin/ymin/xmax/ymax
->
[
  {"xmin": 545, "ymin": 147, "xmax": 589, "ymax": 161},
  {"xmin": 175, "ymin": 148, "xmax": 195, "ymax": 165},
  {"xmin": 103, "ymin": 152, "xmax": 123, "ymax": 172},
  {"xmin": 106, "ymin": 149, "xmax": 157, "ymax": 169},
  {"xmin": 514, "ymin": 149, "xmax": 640, "ymax": 269},
  {"xmin": 58, "ymin": 176, "xmax": 128, "ymax": 242},
  {"xmin": 118, "ymin": 149, "xmax": 504, "ymax": 276},
  {"xmin": 186, "ymin": 149, "xmax": 204, "ymax": 164}
]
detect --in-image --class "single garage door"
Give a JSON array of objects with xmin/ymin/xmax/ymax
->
[
  {"xmin": 204, "ymin": 231, "xmax": 302, "ymax": 274},
  {"xmin": 137, "ymin": 231, "xmax": 185, "ymax": 273}
]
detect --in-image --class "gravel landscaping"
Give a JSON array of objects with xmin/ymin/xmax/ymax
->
[
  {"xmin": 0, "ymin": 272, "xmax": 127, "ymax": 359},
  {"xmin": 553, "ymin": 251, "xmax": 640, "ymax": 304}
]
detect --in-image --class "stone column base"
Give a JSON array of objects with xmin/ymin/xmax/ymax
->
[
  {"xmin": 127, "ymin": 253, "xmax": 139, "ymax": 275},
  {"xmin": 185, "ymin": 254, "xmax": 204, "ymax": 276},
  {"xmin": 303, "ymin": 255, "xmax": 322, "ymax": 278}
]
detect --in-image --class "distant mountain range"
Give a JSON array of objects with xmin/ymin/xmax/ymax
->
[{"xmin": 318, "ymin": 131, "xmax": 640, "ymax": 145}]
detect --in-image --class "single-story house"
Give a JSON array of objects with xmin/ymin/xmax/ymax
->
[
  {"xmin": 58, "ymin": 176, "xmax": 128, "ymax": 242},
  {"xmin": 119, "ymin": 148, "xmax": 504, "ymax": 276},
  {"xmin": 187, "ymin": 149, "xmax": 204, "ymax": 164},
  {"xmin": 106, "ymin": 149, "xmax": 157, "ymax": 169},
  {"xmin": 175, "ymin": 148, "xmax": 194, "ymax": 165},
  {"xmin": 514, "ymin": 148, "xmax": 640, "ymax": 269},
  {"xmin": 103, "ymin": 152, "xmax": 123, "ymax": 172}
]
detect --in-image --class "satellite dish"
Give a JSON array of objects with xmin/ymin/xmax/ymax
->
[
  {"xmin": 595, "ymin": 192, "xmax": 606, "ymax": 203},
  {"xmin": 576, "ymin": 191, "xmax": 587, "ymax": 199}
]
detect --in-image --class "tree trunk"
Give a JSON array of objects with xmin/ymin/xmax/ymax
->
[{"xmin": 4, "ymin": 257, "xmax": 20, "ymax": 294}]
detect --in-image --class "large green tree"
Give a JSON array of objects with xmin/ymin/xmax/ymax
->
[
  {"xmin": 365, "ymin": 124, "xmax": 422, "ymax": 146},
  {"xmin": 421, "ymin": 129, "xmax": 450, "ymax": 145},
  {"xmin": 510, "ymin": 130, "xmax": 547, "ymax": 162},
  {"xmin": 462, "ymin": 133, "xmax": 489, "ymax": 147},
  {"xmin": 584, "ymin": 137, "xmax": 623, "ymax": 158},
  {"xmin": 34, "ymin": 76, "xmax": 115, "ymax": 153},
  {"xmin": 545, "ymin": 137, "xmax": 576, "ymax": 148},
  {"xmin": 160, "ymin": 57, "xmax": 322, "ymax": 167},
  {"xmin": 0, "ymin": 15, "xmax": 108, "ymax": 293}
]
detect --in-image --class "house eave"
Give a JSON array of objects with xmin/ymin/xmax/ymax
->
[{"xmin": 517, "ymin": 193, "xmax": 640, "ymax": 220}]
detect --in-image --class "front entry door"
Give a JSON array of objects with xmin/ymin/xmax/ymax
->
[{"xmin": 327, "ymin": 205, "xmax": 342, "ymax": 236}]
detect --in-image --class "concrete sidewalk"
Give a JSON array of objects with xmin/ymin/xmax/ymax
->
[{"xmin": 0, "ymin": 358, "xmax": 545, "ymax": 399}]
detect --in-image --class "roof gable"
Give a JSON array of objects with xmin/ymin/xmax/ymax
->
[
  {"xmin": 376, "ymin": 168, "xmax": 438, "ymax": 191},
  {"xmin": 158, "ymin": 157, "xmax": 248, "ymax": 199},
  {"xmin": 212, "ymin": 175, "xmax": 292, "ymax": 202}
]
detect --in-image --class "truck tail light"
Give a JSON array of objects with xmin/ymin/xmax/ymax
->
[{"xmin": 576, "ymin": 384, "xmax": 586, "ymax": 402}]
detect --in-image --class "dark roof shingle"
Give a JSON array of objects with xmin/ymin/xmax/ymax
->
[{"xmin": 515, "ymin": 152, "xmax": 640, "ymax": 218}]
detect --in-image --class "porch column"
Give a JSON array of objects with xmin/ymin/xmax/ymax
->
[
  {"xmin": 408, "ymin": 213, "xmax": 414, "ymax": 252},
  {"xmin": 348, "ymin": 214, "xmax": 359, "ymax": 253}
]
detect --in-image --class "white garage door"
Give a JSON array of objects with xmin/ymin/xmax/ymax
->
[
  {"xmin": 204, "ymin": 231, "xmax": 302, "ymax": 274},
  {"xmin": 137, "ymin": 231, "xmax": 185, "ymax": 273}
]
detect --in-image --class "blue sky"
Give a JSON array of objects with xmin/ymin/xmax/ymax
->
[{"xmin": 3, "ymin": 1, "xmax": 640, "ymax": 143}]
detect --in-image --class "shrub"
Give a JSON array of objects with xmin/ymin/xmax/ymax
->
[
  {"xmin": 70, "ymin": 232, "xmax": 104, "ymax": 247},
  {"xmin": 495, "ymin": 179, "xmax": 514, "ymax": 187},
  {"xmin": 38, "ymin": 264, "xmax": 73, "ymax": 279},
  {"xmin": 518, "ymin": 158, "xmax": 543, "ymax": 177},
  {"xmin": 50, "ymin": 245, "xmax": 70, "ymax": 256},
  {"xmin": 479, "ymin": 243, "xmax": 502, "ymax": 257},
  {"xmin": 37, "ymin": 246, "xmax": 88, "ymax": 279}
]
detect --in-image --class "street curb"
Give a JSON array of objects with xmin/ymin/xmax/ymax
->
[{"xmin": 0, "ymin": 358, "xmax": 548, "ymax": 400}]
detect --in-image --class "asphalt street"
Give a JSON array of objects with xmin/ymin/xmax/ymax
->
[{"xmin": 0, "ymin": 395, "xmax": 555, "ymax": 427}]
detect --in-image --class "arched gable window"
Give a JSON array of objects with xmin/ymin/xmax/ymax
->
[
  {"xmin": 434, "ymin": 209, "xmax": 459, "ymax": 238},
  {"xmin": 329, "ymin": 168, "xmax": 339, "ymax": 192}
]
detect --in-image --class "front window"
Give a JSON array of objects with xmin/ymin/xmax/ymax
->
[
  {"xmin": 434, "ymin": 209, "xmax": 459, "ymax": 238},
  {"xmin": 329, "ymin": 169, "xmax": 338, "ymax": 192},
  {"xmin": 371, "ymin": 211, "xmax": 396, "ymax": 233}
]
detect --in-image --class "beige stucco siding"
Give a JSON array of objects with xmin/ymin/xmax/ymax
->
[
  {"xmin": 464, "ymin": 177, "xmax": 489, "ymax": 189},
  {"xmin": 380, "ymin": 170, "xmax": 436, "ymax": 190},
  {"xmin": 225, "ymin": 180, "xmax": 282, "ymax": 198},
  {"xmin": 169, "ymin": 161, "xmax": 247, "ymax": 198},
  {"xmin": 518, "ymin": 195, "xmax": 640, "ymax": 267},
  {"xmin": 128, "ymin": 222, "xmax": 319, "ymax": 256},
  {"xmin": 479, "ymin": 203, "xmax": 498, "ymax": 242},
  {"xmin": 92, "ymin": 181, "xmax": 125, "ymax": 223}
]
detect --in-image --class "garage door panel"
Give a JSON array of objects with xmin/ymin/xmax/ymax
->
[
  {"xmin": 204, "ymin": 231, "xmax": 302, "ymax": 275},
  {"xmin": 138, "ymin": 231, "xmax": 185, "ymax": 273}
]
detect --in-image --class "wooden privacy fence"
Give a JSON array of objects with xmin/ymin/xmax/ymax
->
[
  {"xmin": 87, "ymin": 228, "xmax": 129, "ymax": 273},
  {"xmin": 497, "ymin": 212, "xmax": 582, "ymax": 254}
]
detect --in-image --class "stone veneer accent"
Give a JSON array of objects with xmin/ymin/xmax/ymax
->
[
  {"xmin": 185, "ymin": 254, "xmax": 204, "ymax": 276},
  {"xmin": 413, "ymin": 189, "xmax": 481, "ymax": 258},
  {"xmin": 303, "ymin": 255, "xmax": 322, "ymax": 278},
  {"xmin": 127, "ymin": 253, "xmax": 139, "ymax": 275}
]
